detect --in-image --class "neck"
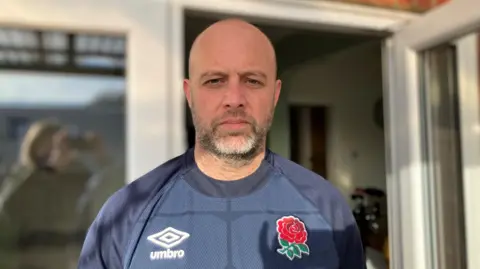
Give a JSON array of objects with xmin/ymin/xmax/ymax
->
[{"xmin": 194, "ymin": 144, "xmax": 265, "ymax": 181}]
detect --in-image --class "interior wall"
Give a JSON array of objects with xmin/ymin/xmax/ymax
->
[{"xmin": 270, "ymin": 41, "xmax": 386, "ymax": 202}]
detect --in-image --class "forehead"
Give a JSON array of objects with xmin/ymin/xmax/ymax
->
[{"xmin": 190, "ymin": 28, "xmax": 276, "ymax": 78}]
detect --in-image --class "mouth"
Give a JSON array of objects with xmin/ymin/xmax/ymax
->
[
  {"xmin": 219, "ymin": 119, "xmax": 250, "ymax": 125},
  {"xmin": 217, "ymin": 118, "xmax": 251, "ymax": 131}
]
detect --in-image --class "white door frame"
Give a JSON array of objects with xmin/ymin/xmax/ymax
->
[
  {"xmin": 387, "ymin": 0, "xmax": 480, "ymax": 268},
  {"xmin": 169, "ymin": 0, "xmax": 418, "ymax": 155},
  {"xmin": 0, "ymin": 0, "xmax": 175, "ymax": 182},
  {"xmin": 170, "ymin": 0, "xmax": 416, "ymax": 266},
  {"xmin": 456, "ymin": 33, "xmax": 480, "ymax": 269}
]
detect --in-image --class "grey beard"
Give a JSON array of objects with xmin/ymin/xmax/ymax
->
[
  {"xmin": 197, "ymin": 128, "xmax": 264, "ymax": 163},
  {"xmin": 191, "ymin": 110, "xmax": 273, "ymax": 163}
]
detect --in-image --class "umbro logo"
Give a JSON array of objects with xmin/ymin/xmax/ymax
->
[{"xmin": 147, "ymin": 227, "xmax": 190, "ymax": 260}]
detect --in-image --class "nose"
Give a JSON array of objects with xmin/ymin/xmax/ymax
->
[{"xmin": 223, "ymin": 79, "xmax": 246, "ymax": 109}]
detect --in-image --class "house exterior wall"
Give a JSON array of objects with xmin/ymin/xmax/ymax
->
[{"xmin": 324, "ymin": 0, "xmax": 449, "ymax": 12}]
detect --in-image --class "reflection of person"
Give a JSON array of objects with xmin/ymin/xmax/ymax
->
[
  {"xmin": 0, "ymin": 119, "xmax": 110, "ymax": 269},
  {"xmin": 0, "ymin": 119, "xmax": 63, "ymax": 215},
  {"xmin": 78, "ymin": 19, "xmax": 365, "ymax": 269},
  {"xmin": 0, "ymin": 119, "xmax": 108, "ymax": 214}
]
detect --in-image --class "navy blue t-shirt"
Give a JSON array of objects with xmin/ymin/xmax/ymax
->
[{"xmin": 78, "ymin": 149, "xmax": 365, "ymax": 269}]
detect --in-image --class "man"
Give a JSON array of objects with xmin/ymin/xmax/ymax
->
[{"xmin": 78, "ymin": 19, "xmax": 365, "ymax": 268}]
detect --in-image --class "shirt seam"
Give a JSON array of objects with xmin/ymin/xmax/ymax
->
[{"xmin": 264, "ymin": 160, "xmax": 335, "ymax": 232}]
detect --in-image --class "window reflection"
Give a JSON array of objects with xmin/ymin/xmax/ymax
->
[{"xmin": 0, "ymin": 26, "xmax": 126, "ymax": 269}]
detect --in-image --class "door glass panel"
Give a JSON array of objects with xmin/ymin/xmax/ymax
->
[
  {"xmin": 0, "ymin": 26, "xmax": 127, "ymax": 269},
  {"xmin": 420, "ymin": 31, "xmax": 480, "ymax": 269},
  {"xmin": 422, "ymin": 44, "xmax": 466, "ymax": 269}
]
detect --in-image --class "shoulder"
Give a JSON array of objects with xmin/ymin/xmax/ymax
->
[
  {"xmin": 269, "ymin": 152, "xmax": 346, "ymax": 206},
  {"xmin": 269, "ymin": 152, "xmax": 353, "ymax": 228},
  {"xmin": 78, "ymin": 152, "xmax": 187, "ymax": 267},
  {"xmin": 99, "ymin": 152, "xmax": 185, "ymax": 224}
]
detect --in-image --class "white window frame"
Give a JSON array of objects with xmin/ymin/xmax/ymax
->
[
  {"xmin": 456, "ymin": 33, "xmax": 480, "ymax": 269},
  {"xmin": 386, "ymin": 0, "xmax": 480, "ymax": 268},
  {"xmin": 0, "ymin": 0, "xmax": 176, "ymax": 182}
]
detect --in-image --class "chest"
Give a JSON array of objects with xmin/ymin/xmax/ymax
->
[{"xmin": 127, "ymin": 202, "xmax": 339, "ymax": 269}]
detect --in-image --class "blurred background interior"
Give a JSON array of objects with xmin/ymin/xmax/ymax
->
[{"xmin": 0, "ymin": 0, "xmax": 479, "ymax": 269}]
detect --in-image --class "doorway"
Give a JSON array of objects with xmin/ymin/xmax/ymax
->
[
  {"xmin": 182, "ymin": 9, "xmax": 387, "ymax": 202},
  {"xmin": 183, "ymin": 11, "xmax": 389, "ymax": 269},
  {"xmin": 290, "ymin": 105, "xmax": 328, "ymax": 178}
]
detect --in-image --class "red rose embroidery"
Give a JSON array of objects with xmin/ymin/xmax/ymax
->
[
  {"xmin": 277, "ymin": 216, "xmax": 308, "ymax": 244},
  {"xmin": 276, "ymin": 216, "xmax": 310, "ymax": 261}
]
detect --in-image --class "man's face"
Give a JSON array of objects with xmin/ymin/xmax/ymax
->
[{"xmin": 185, "ymin": 23, "xmax": 281, "ymax": 159}]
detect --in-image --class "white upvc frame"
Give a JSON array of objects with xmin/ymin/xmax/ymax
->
[
  {"xmin": 0, "ymin": 0, "xmax": 177, "ymax": 183},
  {"xmin": 386, "ymin": 0, "xmax": 480, "ymax": 268},
  {"xmin": 456, "ymin": 34, "xmax": 480, "ymax": 269}
]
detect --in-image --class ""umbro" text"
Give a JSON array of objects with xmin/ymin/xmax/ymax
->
[{"xmin": 150, "ymin": 249, "xmax": 185, "ymax": 260}]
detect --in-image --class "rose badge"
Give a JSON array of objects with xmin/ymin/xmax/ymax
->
[{"xmin": 276, "ymin": 216, "xmax": 310, "ymax": 261}]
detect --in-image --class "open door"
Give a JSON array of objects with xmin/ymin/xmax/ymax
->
[{"xmin": 385, "ymin": 0, "xmax": 480, "ymax": 268}]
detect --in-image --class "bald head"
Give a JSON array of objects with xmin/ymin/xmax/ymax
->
[
  {"xmin": 188, "ymin": 19, "xmax": 277, "ymax": 79},
  {"xmin": 184, "ymin": 18, "xmax": 281, "ymax": 162}
]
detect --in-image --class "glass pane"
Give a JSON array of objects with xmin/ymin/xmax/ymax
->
[
  {"xmin": 422, "ymin": 44, "xmax": 467, "ymax": 269},
  {"xmin": 0, "ymin": 26, "xmax": 126, "ymax": 269},
  {"xmin": 420, "ymin": 29, "xmax": 480, "ymax": 268}
]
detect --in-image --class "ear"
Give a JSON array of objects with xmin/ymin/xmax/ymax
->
[
  {"xmin": 273, "ymin": 79, "xmax": 282, "ymax": 106},
  {"xmin": 183, "ymin": 79, "xmax": 192, "ymax": 108}
]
